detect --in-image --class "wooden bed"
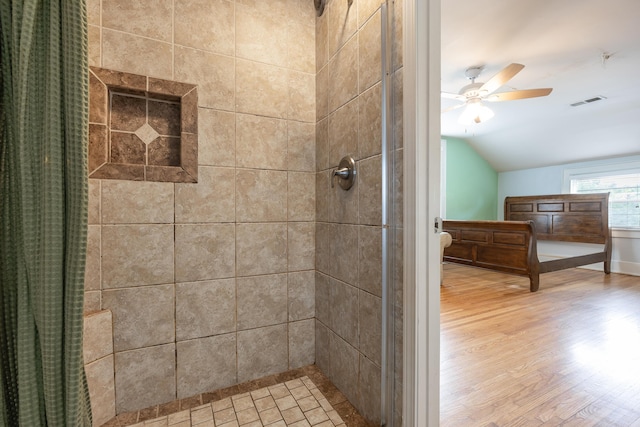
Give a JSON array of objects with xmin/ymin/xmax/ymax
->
[{"xmin": 442, "ymin": 193, "xmax": 612, "ymax": 292}]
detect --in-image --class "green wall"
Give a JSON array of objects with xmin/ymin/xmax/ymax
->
[{"xmin": 444, "ymin": 137, "xmax": 498, "ymax": 220}]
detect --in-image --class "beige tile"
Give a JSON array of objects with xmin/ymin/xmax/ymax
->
[
  {"xmin": 328, "ymin": 35, "xmax": 358, "ymax": 113},
  {"xmin": 175, "ymin": 166, "xmax": 235, "ymax": 223},
  {"xmin": 236, "ymin": 59, "xmax": 288, "ymax": 119},
  {"xmin": 237, "ymin": 274, "xmax": 287, "ymax": 330},
  {"xmin": 305, "ymin": 406, "xmax": 329, "ymax": 425},
  {"xmin": 316, "ymin": 64, "xmax": 329, "ymax": 122},
  {"xmin": 83, "ymin": 310, "xmax": 113, "ymax": 364},
  {"xmin": 88, "ymin": 179, "xmax": 100, "ymax": 225},
  {"xmin": 358, "ymin": 354, "xmax": 382, "ymax": 424},
  {"xmin": 85, "ymin": 354, "xmax": 116, "ymax": 426},
  {"xmin": 327, "ymin": 0, "xmax": 357, "ymax": 57},
  {"xmin": 114, "ymin": 344, "xmax": 176, "ymax": 413},
  {"xmin": 329, "ymin": 333, "xmax": 358, "ymax": 405},
  {"xmin": 332, "ymin": 224, "xmax": 359, "ymax": 285},
  {"xmin": 236, "ymin": 114, "xmax": 287, "ymax": 170},
  {"xmin": 254, "ymin": 395, "xmax": 276, "ymax": 412},
  {"xmin": 314, "ymin": 272, "xmax": 330, "ymax": 325},
  {"xmin": 236, "ymin": 169, "xmax": 287, "ymax": 222},
  {"xmin": 175, "ymin": 0, "xmax": 234, "ymax": 55},
  {"xmin": 190, "ymin": 405, "xmax": 214, "ymax": 424},
  {"xmin": 358, "ymin": 82, "xmax": 382, "ymax": 159},
  {"xmin": 314, "ymin": 222, "xmax": 332, "ymax": 276},
  {"xmin": 237, "ymin": 325, "xmax": 288, "ymax": 383},
  {"xmin": 88, "ymin": 25, "xmax": 101, "ymax": 67},
  {"xmin": 288, "ymin": 222, "xmax": 315, "ymax": 272},
  {"xmin": 84, "ymin": 291, "xmax": 101, "ymax": 314},
  {"xmin": 236, "ymin": 407, "xmax": 260, "ymax": 425},
  {"xmin": 214, "ymin": 406, "xmax": 237, "ymax": 425},
  {"xmin": 101, "ymin": 224, "xmax": 174, "ymax": 288},
  {"xmin": 288, "ymin": 172, "xmax": 315, "ymax": 222},
  {"xmin": 101, "ymin": 180, "xmax": 174, "ymax": 224},
  {"xmin": 393, "ymin": 68, "xmax": 403, "ymax": 148},
  {"xmin": 358, "ymin": 226, "xmax": 382, "ymax": 297},
  {"xmin": 235, "ymin": 2, "xmax": 287, "ymax": 67},
  {"xmin": 392, "ymin": 0, "xmax": 403, "ymax": 70},
  {"xmin": 175, "ymin": 46, "xmax": 235, "ymax": 111},
  {"xmin": 358, "ymin": 0, "xmax": 383, "ymax": 27},
  {"xmin": 288, "ymin": 271, "xmax": 315, "ymax": 321},
  {"xmin": 86, "ymin": 0, "xmax": 100, "ymax": 26},
  {"xmin": 359, "ymin": 291, "xmax": 382, "ymax": 366},
  {"xmin": 198, "ymin": 108, "xmax": 235, "ymax": 167},
  {"xmin": 85, "ymin": 225, "xmax": 100, "ymax": 291},
  {"xmin": 328, "ymin": 98, "xmax": 358, "ymax": 168},
  {"xmin": 289, "ymin": 319, "xmax": 315, "ymax": 369},
  {"xmin": 102, "ymin": 0, "xmax": 172, "ymax": 41},
  {"xmin": 315, "ymin": 118, "xmax": 330, "ymax": 173},
  {"xmin": 176, "ymin": 334, "xmax": 237, "ymax": 398},
  {"xmin": 357, "ymin": 155, "xmax": 382, "ymax": 225},
  {"xmin": 288, "ymin": 70, "xmax": 315, "ymax": 123},
  {"xmin": 175, "ymin": 224, "xmax": 235, "ymax": 282},
  {"xmin": 315, "ymin": 321, "xmax": 330, "ymax": 374},
  {"xmin": 288, "ymin": 121, "xmax": 315, "ymax": 172},
  {"xmin": 287, "ymin": 20, "xmax": 315, "ymax": 74},
  {"xmin": 359, "ymin": 10, "xmax": 382, "ymax": 94},
  {"xmin": 175, "ymin": 279, "xmax": 236, "ymax": 341},
  {"xmin": 236, "ymin": 223, "xmax": 287, "ymax": 277},
  {"xmin": 315, "ymin": 7, "xmax": 329, "ymax": 72},
  {"xmin": 329, "ymin": 280, "xmax": 358, "ymax": 347},
  {"xmin": 102, "ymin": 284, "xmax": 174, "ymax": 351},
  {"xmin": 102, "ymin": 29, "xmax": 172, "ymax": 80}
]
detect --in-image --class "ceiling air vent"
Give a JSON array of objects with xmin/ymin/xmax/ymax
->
[{"xmin": 570, "ymin": 95, "xmax": 607, "ymax": 107}]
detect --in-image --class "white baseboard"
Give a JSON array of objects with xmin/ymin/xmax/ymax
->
[{"xmin": 538, "ymin": 253, "xmax": 640, "ymax": 277}]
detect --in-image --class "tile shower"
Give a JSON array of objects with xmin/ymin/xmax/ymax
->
[{"xmin": 83, "ymin": 0, "xmax": 403, "ymax": 426}]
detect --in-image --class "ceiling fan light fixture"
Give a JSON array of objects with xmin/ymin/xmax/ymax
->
[{"xmin": 458, "ymin": 99, "xmax": 494, "ymax": 125}]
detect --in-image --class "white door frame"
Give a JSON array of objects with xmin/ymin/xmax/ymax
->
[{"xmin": 402, "ymin": 0, "xmax": 441, "ymax": 426}]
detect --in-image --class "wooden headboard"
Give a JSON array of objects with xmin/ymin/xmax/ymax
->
[{"xmin": 504, "ymin": 193, "xmax": 610, "ymax": 244}]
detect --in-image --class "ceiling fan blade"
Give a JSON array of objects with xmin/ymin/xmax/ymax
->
[
  {"xmin": 486, "ymin": 88, "xmax": 553, "ymax": 102},
  {"xmin": 479, "ymin": 63, "xmax": 525, "ymax": 95},
  {"xmin": 442, "ymin": 91, "xmax": 465, "ymax": 101},
  {"xmin": 442, "ymin": 103, "xmax": 466, "ymax": 114}
]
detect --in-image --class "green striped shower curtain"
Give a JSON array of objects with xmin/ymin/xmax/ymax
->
[{"xmin": 0, "ymin": 0, "xmax": 92, "ymax": 425}]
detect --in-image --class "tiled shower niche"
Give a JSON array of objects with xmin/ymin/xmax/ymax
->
[{"xmin": 89, "ymin": 66, "xmax": 198, "ymax": 183}]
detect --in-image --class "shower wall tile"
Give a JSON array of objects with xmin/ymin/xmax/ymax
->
[
  {"xmin": 314, "ymin": 272, "xmax": 330, "ymax": 326},
  {"xmin": 85, "ymin": 225, "xmax": 101, "ymax": 291},
  {"xmin": 101, "ymin": 180, "xmax": 174, "ymax": 224},
  {"xmin": 288, "ymin": 121, "xmax": 316, "ymax": 172},
  {"xmin": 393, "ymin": 0, "xmax": 403, "ymax": 70},
  {"xmin": 101, "ymin": 224, "xmax": 174, "ymax": 288},
  {"xmin": 235, "ymin": 2, "xmax": 288, "ymax": 67},
  {"xmin": 175, "ymin": 167, "xmax": 235, "ymax": 223},
  {"xmin": 315, "ymin": 6, "xmax": 329, "ymax": 72},
  {"xmin": 287, "ymin": 19, "xmax": 315, "ymax": 74},
  {"xmin": 85, "ymin": 354, "xmax": 116, "ymax": 426},
  {"xmin": 114, "ymin": 344, "xmax": 176, "ymax": 413},
  {"xmin": 102, "ymin": 30, "xmax": 172, "ymax": 80},
  {"xmin": 236, "ymin": 114, "xmax": 288, "ymax": 170},
  {"xmin": 86, "ymin": 0, "xmax": 100, "ymax": 26},
  {"xmin": 315, "ymin": 118, "xmax": 330, "ymax": 172},
  {"xmin": 315, "ymin": 320, "xmax": 330, "ymax": 374},
  {"xmin": 236, "ymin": 170, "xmax": 287, "ymax": 222},
  {"xmin": 198, "ymin": 108, "xmax": 236, "ymax": 167},
  {"xmin": 358, "ymin": 291, "xmax": 382, "ymax": 366},
  {"xmin": 329, "ymin": 279, "xmax": 358, "ymax": 347},
  {"xmin": 329, "ymin": 332, "xmax": 359, "ymax": 405},
  {"xmin": 358, "ymin": 0, "xmax": 383, "ymax": 27},
  {"xmin": 237, "ymin": 274, "xmax": 287, "ymax": 330},
  {"xmin": 358, "ymin": 354, "xmax": 382, "ymax": 424},
  {"xmin": 289, "ymin": 319, "xmax": 315, "ymax": 369},
  {"xmin": 88, "ymin": 25, "xmax": 101, "ymax": 67},
  {"xmin": 332, "ymin": 224, "xmax": 359, "ymax": 285},
  {"xmin": 288, "ymin": 271, "xmax": 315, "ymax": 321},
  {"xmin": 315, "ymin": 222, "xmax": 332, "ymax": 276},
  {"xmin": 236, "ymin": 59, "xmax": 289, "ymax": 119},
  {"xmin": 328, "ymin": 36, "xmax": 358, "ymax": 113},
  {"xmin": 288, "ymin": 172, "xmax": 315, "ymax": 222},
  {"xmin": 236, "ymin": 223, "xmax": 287, "ymax": 277},
  {"xmin": 175, "ymin": 46, "xmax": 235, "ymax": 111},
  {"xmin": 174, "ymin": 0, "xmax": 234, "ymax": 56},
  {"xmin": 288, "ymin": 70, "xmax": 316, "ymax": 123},
  {"xmin": 83, "ymin": 310, "xmax": 113, "ymax": 364},
  {"xmin": 316, "ymin": 65, "xmax": 329, "ymax": 122},
  {"xmin": 331, "ymin": 177, "xmax": 359, "ymax": 226},
  {"xmin": 393, "ymin": 69, "xmax": 404, "ymax": 148},
  {"xmin": 358, "ymin": 9, "xmax": 382, "ymax": 94},
  {"xmin": 287, "ymin": 222, "xmax": 315, "ymax": 272},
  {"xmin": 328, "ymin": 98, "xmax": 358, "ymax": 167},
  {"xmin": 357, "ymin": 155, "xmax": 382, "ymax": 225},
  {"xmin": 327, "ymin": 0, "xmax": 357, "ymax": 57},
  {"xmin": 175, "ymin": 279, "xmax": 236, "ymax": 341},
  {"xmin": 103, "ymin": 284, "xmax": 175, "ymax": 352},
  {"xmin": 176, "ymin": 334, "xmax": 237, "ymax": 398},
  {"xmin": 315, "ymin": 171, "xmax": 330, "ymax": 223},
  {"xmin": 84, "ymin": 292, "xmax": 101, "ymax": 314},
  {"xmin": 358, "ymin": 225, "xmax": 382, "ymax": 297},
  {"xmin": 237, "ymin": 324, "xmax": 288, "ymax": 383},
  {"xmin": 175, "ymin": 224, "xmax": 236, "ymax": 282},
  {"xmin": 88, "ymin": 179, "xmax": 100, "ymax": 224},
  {"xmin": 102, "ymin": 0, "xmax": 172, "ymax": 42},
  {"xmin": 358, "ymin": 82, "xmax": 382, "ymax": 159}
]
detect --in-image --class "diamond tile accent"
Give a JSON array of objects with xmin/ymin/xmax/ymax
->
[{"xmin": 135, "ymin": 123, "xmax": 160, "ymax": 145}]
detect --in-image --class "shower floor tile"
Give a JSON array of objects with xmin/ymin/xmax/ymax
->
[{"xmin": 102, "ymin": 365, "xmax": 374, "ymax": 427}]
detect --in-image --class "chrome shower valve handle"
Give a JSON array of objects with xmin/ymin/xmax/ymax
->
[{"xmin": 331, "ymin": 155, "xmax": 356, "ymax": 190}]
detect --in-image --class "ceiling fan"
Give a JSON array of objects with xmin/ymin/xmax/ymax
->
[{"xmin": 442, "ymin": 63, "xmax": 553, "ymax": 125}]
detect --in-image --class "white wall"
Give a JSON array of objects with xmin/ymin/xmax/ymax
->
[{"xmin": 497, "ymin": 155, "xmax": 640, "ymax": 276}]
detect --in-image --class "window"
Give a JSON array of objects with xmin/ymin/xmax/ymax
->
[{"xmin": 564, "ymin": 162, "xmax": 640, "ymax": 229}]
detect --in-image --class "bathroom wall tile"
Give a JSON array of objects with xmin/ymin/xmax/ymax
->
[
  {"xmin": 175, "ymin": 279, "xmax": 236, "ymax": 341},
  {"xmin": 329, "ymin": 333, "xmax": 359, "ymax": 405},
  {"xmin": 110, "ymin": 132, "xmax": 145, "ymax": 165},
  {"xmin": 103, "ymin": 284, "xmax": 174, "ymax": 352},
  {"xmin": 236, "ymin": 223, "xmax": 287, "ymax": 277},
  {"xmin": 237, "ymin": 324, "xmax": 288, "ymax": 383},
  {"xmin": 315, "ymin": 272, "xmax": 330, "ymax": 326},
  {"xmin": 329, "ymin": 280, "xmax": 358, "ymax": 347},
  {"xmin": 315, "ymin": 321, "xmax": 330, "ymax": 374},
  {"xmin": 83, "ymin": 310, "xmax": 113, "ymax": 364},
  {"xmin": 236, "ymin": 2, "xmax": 287, "ymax": 67},
  {"xmin": 175, "ymin": 167, "xmax": 235, "ymax": 223},
  {"xmin": 175, "ymin": 224, "xmax": 236, "ymax": 282},
  {"xmin": 288, "ymin": 71, "xmax": 315, "ymax": 123},
  {"xmin": 315, "ymin": 171, "xmax": 330, "ymax": 223},
  {"xmin": 175, "ymin": 46, "xmax": 235, "ymax": 111},
  {"xmin": 102, "ymin": 0, "xmax": 172, "ymax": 42},
  {"xmin": 102, "ymin": 30, "xmax": 172, "ymax": 80},
  {"xmin": 288, "ymin": 121, "xmax": 315, "ymax": 172},
  {"xmin": 85, "ymin": 354, "xmax": 116, "ymax": 426},
  {"xmin": 357, "ymin": 155, "xmax": 382, "ymax": 226},
  {"xmin": 328, "ymin": 98, "xmax": 358, "ymax": 167},
  {"xmin": 289, "ymin": 319, "xmax": 315, "ymax": 369},
  {"xmin": 237, "ymin": 274, "xmax": 287, "ymax": 330},
  {"xmin": 316, "ymin": 65, "xmax": 329, "ymax": 122},
  {"xmin": 287, "ymin": 20, "xmax": 315, "ymax": 74},
  {"xmin": 332, "ymin": 224, "xmax": 359, "ymax": 285},
  {"xmin": 236, "ymin": 114, "xmax": 288, "ymax": 170},
  {"xmin": 236, "ymin": 170, "xmax": 287, "ymax": 222},
  {"xmin": 393, "ymin": 0, "xmax": 403, "ymax": 70},
  {"xmin": 101, "ymin": 180, "xmax": 174, "ymax": 224},
  {"xmin": 236, "ymin": 59, "xmax": 289, "ymax": 119},
  {"xmin": 283, "ymin": 0, "xmax": 316, "ymax": 27},
  {"xmin": 86, "ymin": 0, "xmax": 100, "ymax": 26},
  {"xmin": 235, "ymin": 0, "xmax": 288, "ymax": 22},
  {"xmin": 330, "ymin": 173, "xmax": 359, "ymax": 225},
  {"xmin": 358, "ymin": 354, "xmax": 382, "ymax": 424},
  {"xmin": 101, "ymin": 225, "xmax": 174, "ymax": 288},
  {"xmin": 316, "ymin": 118, "xmax": 330, "ymax": 173},
  {"xmin": 358, "ymin": 82, "xmax": 382, "ymax": 159},
  {"xmin": 176, "ymin": 334, "xmax": 237, "ymax": 398},
  {"xmin": 198, "ymin": 108, "xmax": 235, "ymax": 167},
  {"xmin": 315, "ymin": 222, "xmax": 332, "ymax": 276},
  {"xmin": 288, "ymin": 271, "xmax": 315, "ymax": 321},
  {"xmin": 84, "ymin": 291, "xmax": 101, "ymax": 314},
  {"xmin": 359, "ymin": 291, "xmax": 382, "ymax": 366},
  {"xmin": 88, "ymin": 179, "xmax": 100, "ymax": 225},
  {"xmin": 175, "ymin": 0, "xmax": 234, "ymax": 56},
  {"xmin": 327, "ymin": 0, "xmax": 357, "ymax": 57},
  {"xmin": 315, "ymin": 6, "xmax": 329, "ymax": 72},
  {"xmin": 88, "ymin": 125, "xmax": 107, "ymax": 175},
  {"xmin": 88, "ymin": 25, "xmax": 101, "ymax": 67},
  {"xmin": 359, "ymin": 10, "xmax": 382, "ymax": 94},
  {"xmin": 358, "ymin": 0, "xmax": 382, "ymax": 28},
  {"xmin": 358, "ymin": 225, "xmax": 382, "ymax": 297},
  {"xmin": 114, "ymin": 344, "xmax": 176, "ymax": 413},
  {"xmin": 288, "ymin": 172, "xmax": 315, "ymax": 222},
  {"xmin": 328, "ymin": 36, "xmax": 358, "ymax": 113},
  {"xmin": 288, "ymin": 222, "xmax": 315, "ymax": 272},
  {"xmin": 147, "ymin": 137, "xmax": 180, "ymax": 167},
  {"xmin": 393, "ymin": 68, "xmax": 403, "ymax": 148},
  {"xmin": 84, "ymin": 225, "xmax": 100, "ymax": 291},
  {"xmin": 110, "ymin": 94, "xmax": 146, "ymax": 132}
]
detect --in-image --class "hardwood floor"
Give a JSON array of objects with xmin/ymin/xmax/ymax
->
[{"xmin": 440, "ymin": 264, "xmax": 640, "ymax": 426}]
